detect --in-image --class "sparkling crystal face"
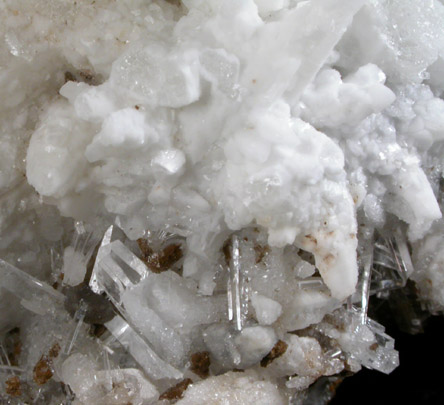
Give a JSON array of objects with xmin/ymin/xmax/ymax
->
[{"xmin": 1, "ymin": 0, "xmax": 444, "ymax": 403}]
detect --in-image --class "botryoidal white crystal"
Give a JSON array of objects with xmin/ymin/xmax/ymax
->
[{"xmin": 1, "ymin": 0, "xmax": 444, "ymax": 403}]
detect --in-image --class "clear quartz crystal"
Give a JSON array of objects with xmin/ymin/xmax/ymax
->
[
  {"xmin": 94, "ymin": 238, "xmax": 188, "ymax": 367},
  {"xmin": 93, "ymin": 240, "xmax": 149, "ymax": 305},
  {"xmin": 89, "ymin": 224, "xmax": 129, "ymax": 294},
  {"xmin": 297, "ymin": 277, "xmax": 328, "ymax": 291},
  {"xmin": 371, "ymin": 229, "xmax": 413, "ymax": 295},
  {"xmin": 364, "ymin": 318, "xmax": 399, "ymax": 374},
  {"xmin": 227, "ymin": 235, "xmax": 243, "ymax": 331},
  {"xmin": 0, "ymin": 259, "xmax": 65, "ymax": 315},
  {"xmin": 0, "ymin": 343, "xmax": 14, "ymax": 374},
  {"xmin": 64, "ymin": 300, "xmax": 88, "ymax": 355},
  {"xmin": 353, "ymin": 226, "xmax": 375, "ymax": 324},
  {"xmin": 226, "ymin": 235, "xmax": 251, "ymax": 332},
  {"xmin": 344, "ymin": 308, "xmax": 399, "ymax": 374},
  {"xmin": 104, "ymin": 315, "xmax": 182, "ymax": 381},
  {"xmin": 62, "ymin": 221, "xmax": 101, "ymax": 287}
]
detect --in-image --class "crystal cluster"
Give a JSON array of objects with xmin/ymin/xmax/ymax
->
[{"xmin": 1, "ymin": 0, "xmax": 444, "ymax": 403}]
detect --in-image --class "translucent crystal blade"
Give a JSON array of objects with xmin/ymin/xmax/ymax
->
[
  {"xmin": 364, "ymin": 318, "xmax": 399, "ymax": 374},
  {"xmin": 0, "ymin": 258, "xmax": 65, "ymax": 315},
  {"xmin": 62, "ymin": 221, "xmax": 101, "ymax": 287},
  {"xmin": 227, "ymin": 235, "xmax": 242, "ymax": 331},
  {"xmin": 121, "ymin": 287, "xmax": 186, "ymax": 367},
  {"xmin": 93, "ymin": 240, "xmax": 149, "ymax": 305},
  {"xmin": 104, "ymin": 316, "xmax": 182, "ymax": 380},
  {"xmin": 93, "ymin": 238, "xmax": 187, "ymax": 367},
  {"xmin": 355, "ymin": 228, "xmax": 374, "ymax": 324},
  {"xmin": 89, "ymin": 225, "xmax": 128, "ymax": 294},
  {"xmin": 64, "ymin": 300, "xmax": 88, "ymax": 355},
  {"xmin": 393, "ymin": 229, "xmax": 415, "ymax": 277},
  {"xmin": 344, "ymin": 308, "xmax": 399, "ymax": 374},
  {"xmin": 297, "ymin": 277, "xmax": 328, "ymax": 291},
  {"xmin": 371, "ymin": 229, "xmax": 413, "ymax": 295}
]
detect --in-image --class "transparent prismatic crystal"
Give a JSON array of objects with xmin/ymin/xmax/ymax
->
[
  {"xmin": 64, "ymin": 300, "xmax": 88, "ymax": 355},
  {"xmin": 227, "ymin": 235, "xmax": 243, "ymax": 331},
  {"xmin": 320, "ymin": 308, "xmax": 399, "ymax": 375},
  {"xmin": 93, "ymin": 236, "xmax": 187, "ymax": 366},
  {"xmin": 62, "ymin": 221, "xmax": 101, "ymax": 287},
  {"xmin": 104, "ymin": 315, "xmax": 182, "ymax": 381},
  {"xmin": 92, "ymin": 239, "xmax": 148, "ymax": 305},
  {"xmin": 0, "ymin": 259, "xmax": 65, "ymax": 315},
  {"xmin": 352, "ymin": 226, "xmax": 375, "ymax": 324},
  {"xmin": 226, "ymin": 235, "xmax": 250, "ymax": 331},
  {"xmin": 371, "ymin": 229, "xmax": 413, "ymax": 295},
  {"xmin": 90, "ymin": 224, "xmax": 129, "ymax": 294},
  {"xmin": 297, "ymin": 277, "xmax": 328, "ymax": 291},
  {"xmin": 364, "ymin": 317, "xmax": 399, "ymax": 374}
]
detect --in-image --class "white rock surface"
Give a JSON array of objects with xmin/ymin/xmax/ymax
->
[{"xmin": 176, "ymin": 370, "xmax": 286, "ymax": 405}]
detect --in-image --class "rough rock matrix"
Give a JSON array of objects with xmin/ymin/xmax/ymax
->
[{"xmin": 1, "ymin": 0, "xmax": 444, "ymax": 404}]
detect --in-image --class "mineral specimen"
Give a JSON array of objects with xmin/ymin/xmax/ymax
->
[{"xmin": 1, "ymin": 0, "xmax": 444, "ymax": 403}]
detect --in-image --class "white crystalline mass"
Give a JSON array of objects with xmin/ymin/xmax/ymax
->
[
  {"xmin": 264, "ymin": 334, "xmax": 344, "ymax": 388},
  {"xmin": 4, "ymin": 0, "xmax": 441, "ymax": 302},
  {"xmin": 1, "ymin": 0, "xmax": 444, "ymax": 403},
  {"xmin": 316, "ymin": 309, "xmax": 400, "ymax": 374},
  {"xmin": 251, "ymin": 292, "xmax": 282, "ymax": 325},
  {"xmin": 234, "ymin": 326, "xmax": 277, "ymax": 368},
  {"xmin": 20, "ymin": 0, "xmax": 366, "ymax": 301},
  {"xmin": 15, "ymin": 0, "xmax": 441, "ymax": 302},
  {"xmin": 61, "ymin": 354, "xmax": 159, "ymax": 405},
  {"xmin": 176, "ymin": 370, "xmax": 286, "ymax": 405},
  {"xmin": 300, "ymin": 64, "xmax": 396, "ymax": 128}
]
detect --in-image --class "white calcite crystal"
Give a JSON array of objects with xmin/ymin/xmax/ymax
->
[{"xmin": 1, "ymin": 0, "xmax": 444, "ymax": 403}]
